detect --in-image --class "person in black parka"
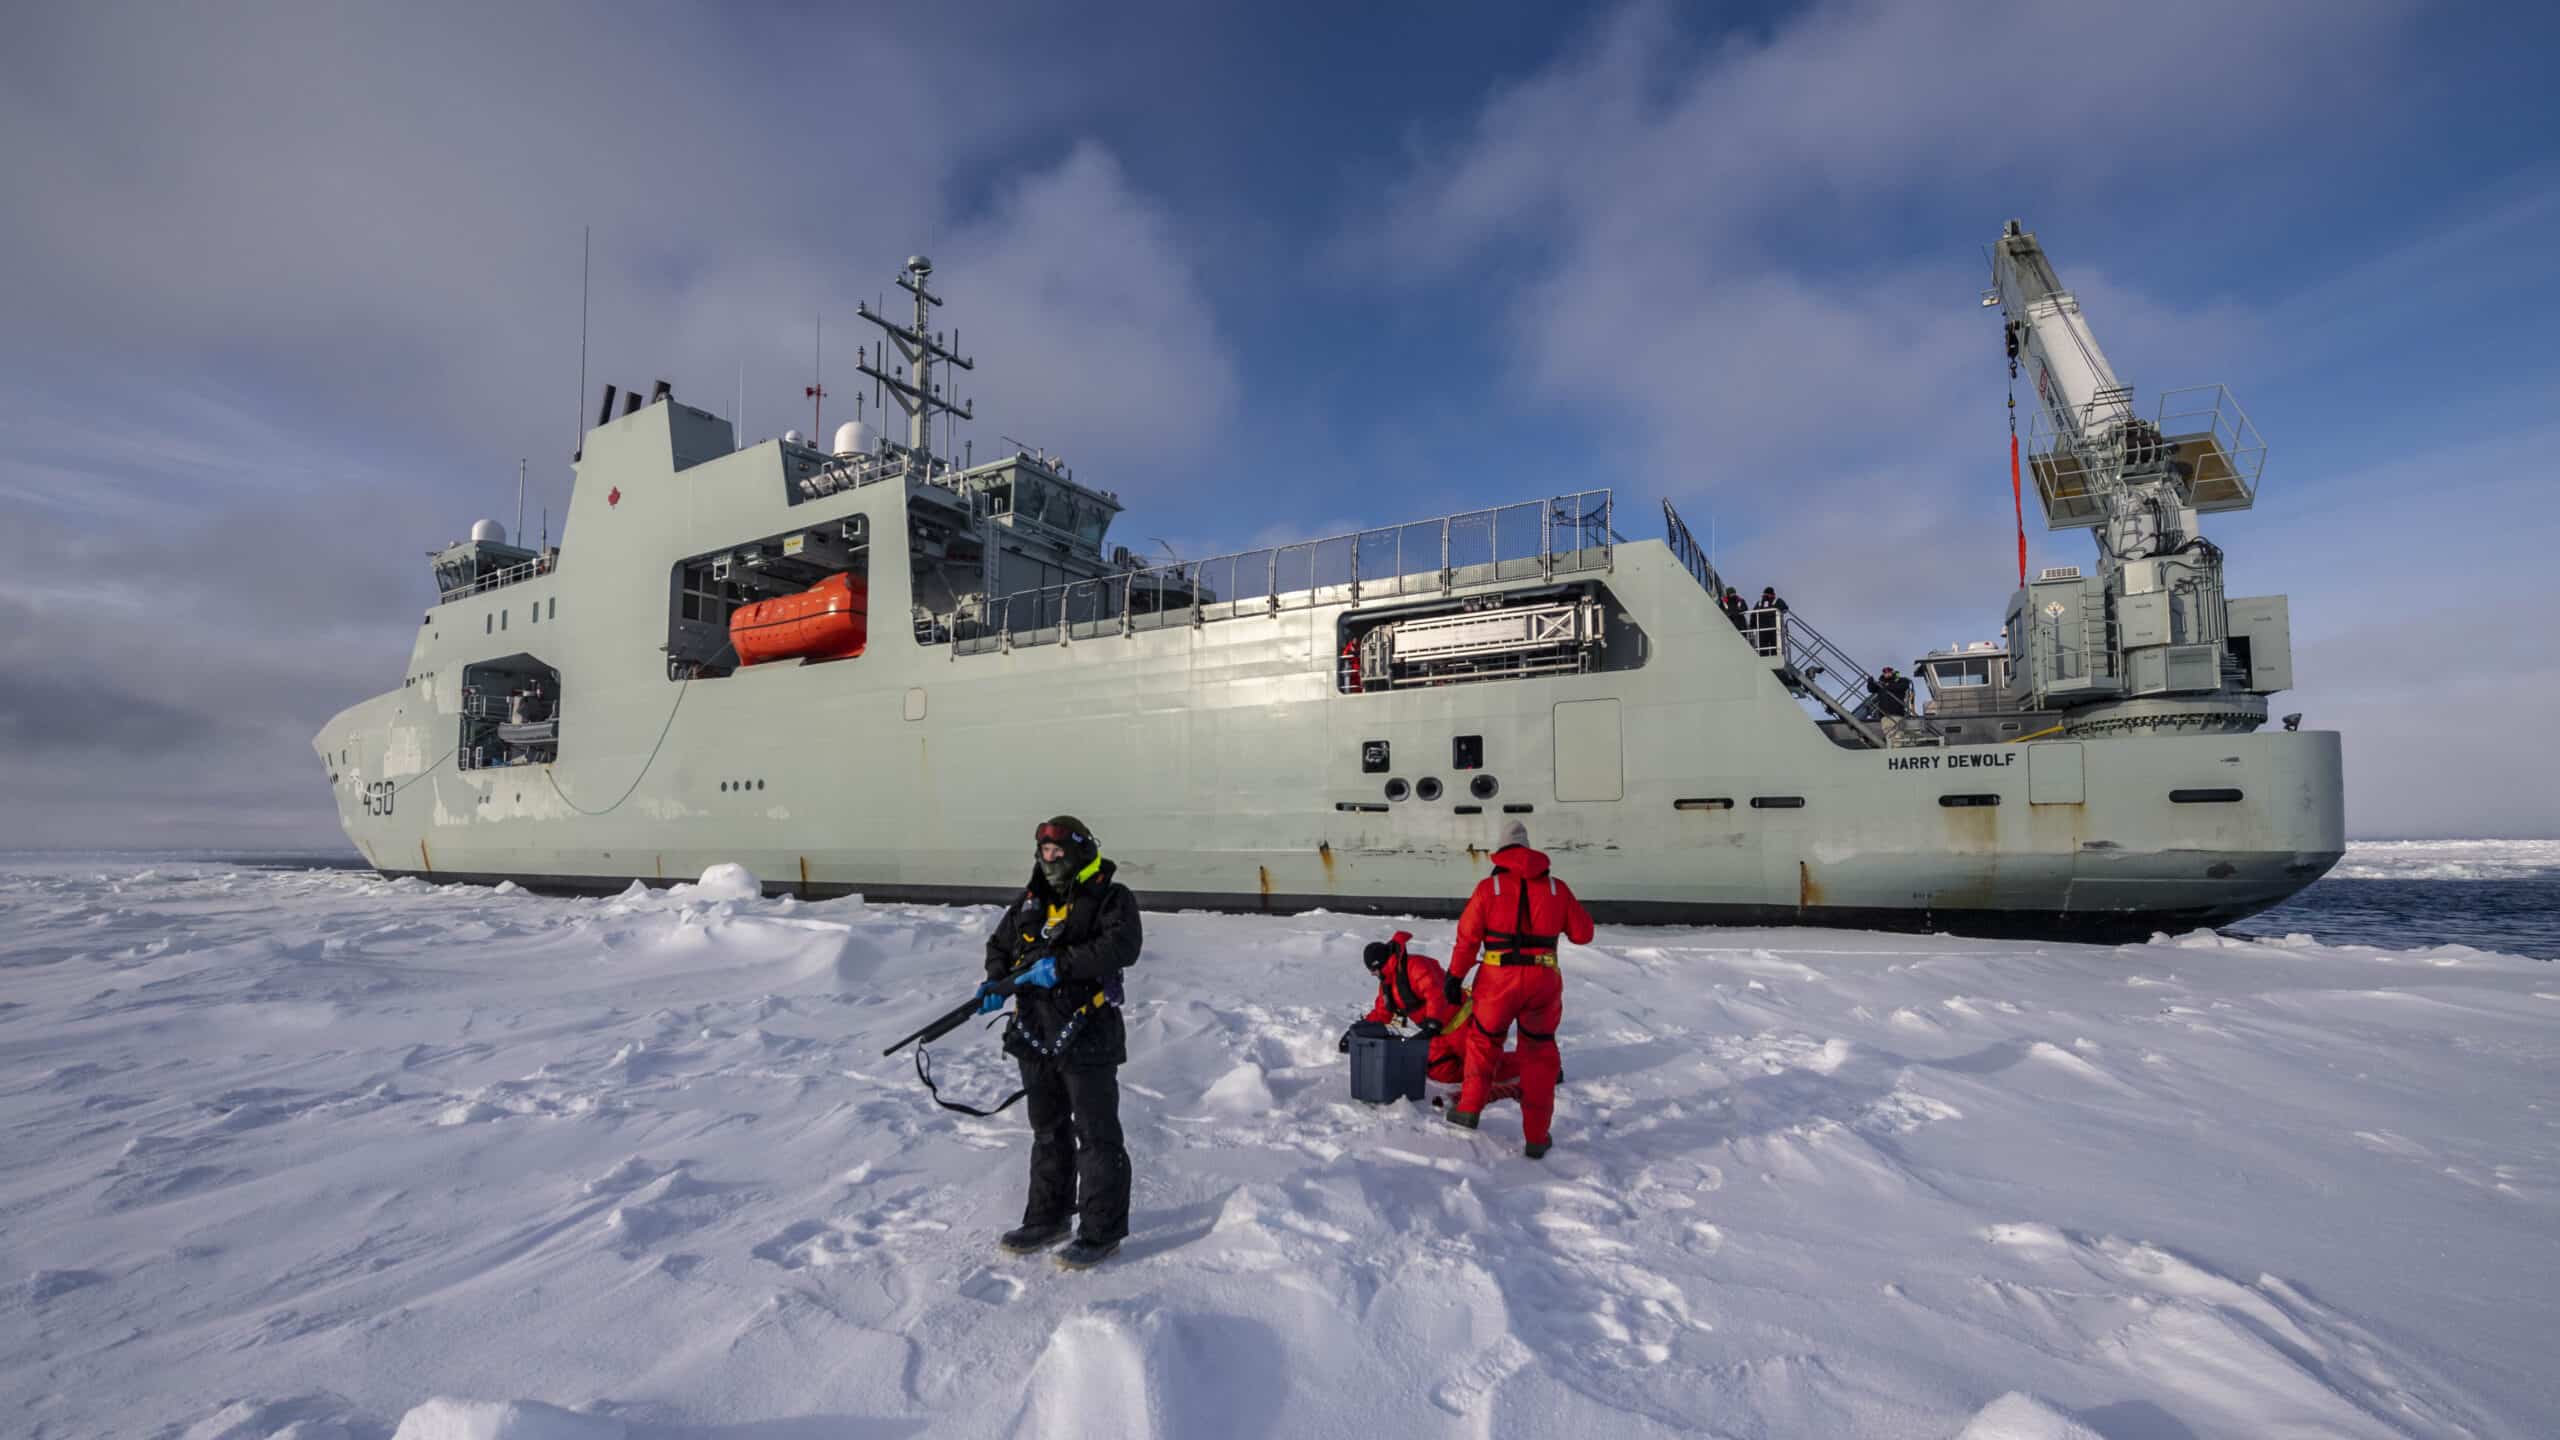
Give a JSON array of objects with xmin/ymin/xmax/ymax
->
[{"xmin": 983, "ymin": 814, "xmax": 1142, "ymax": 1268}]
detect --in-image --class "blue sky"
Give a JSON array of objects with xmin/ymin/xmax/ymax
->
[{"xmin": 2, "ymin": 0, "xmax": 2555, "ymax": 845}]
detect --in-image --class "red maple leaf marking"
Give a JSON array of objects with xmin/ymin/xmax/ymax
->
[{"xmin": 608, "ymin": 486, "xmax": 621, "ymax": 508}]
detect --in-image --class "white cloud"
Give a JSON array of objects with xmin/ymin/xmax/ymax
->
[{"xmin": 0, "ymin": 6, "xmax": 1240, "ymax": 848}]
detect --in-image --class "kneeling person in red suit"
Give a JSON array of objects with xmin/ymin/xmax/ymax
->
[{"xmin": 1339, "ymin": 929, "xmax": 1465, "ymax": 1085}]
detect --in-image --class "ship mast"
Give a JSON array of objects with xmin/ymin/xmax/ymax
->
[{"xmin": 855, "ymin": 255, "xmax": 974, "ymax": 465}]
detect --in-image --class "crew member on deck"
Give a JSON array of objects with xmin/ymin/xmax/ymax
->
[
  {"xmin": 1872, "ymin": 665, "xmax": 1913, "ymax": 719},
  {"xmin": 1754, "ymin": 586, "xmax": 1789, "ymax": 656}
]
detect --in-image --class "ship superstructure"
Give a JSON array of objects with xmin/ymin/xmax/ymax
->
[{"xmin": 317, "ymin": 231, "xmax": 2343, "ymax": 938}]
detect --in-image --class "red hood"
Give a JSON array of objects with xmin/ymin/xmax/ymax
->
[{"xmin": 1491, "ymin": 844, "xmax": 1550, "ymax": 880}]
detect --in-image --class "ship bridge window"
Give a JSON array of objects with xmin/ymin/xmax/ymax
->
[
  {"xmin": 1070, "ymin": 496, "xmax": 1109, "ymax": 548},
  {"xmin": 1014, "ymin": 477, "xmax": 1055, "ymax": 525}
]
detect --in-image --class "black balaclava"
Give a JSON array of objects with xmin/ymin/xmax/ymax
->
[
  {"xmin": 1363, "ymin": 941, "xmax": 1393, "ymax": 974},
  {"xmin": 1036, "ymin": 814, "xmax": 1097, "ymax": 893}
]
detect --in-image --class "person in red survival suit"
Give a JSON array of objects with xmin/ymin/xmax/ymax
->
[
  {"xmin": 1337, "ymin": 930, "xmax": 1465, "ymax": 1084},
  {"xmin": 1443, "ymin": 819, "xmax": 1595, "ymax": 1157}
]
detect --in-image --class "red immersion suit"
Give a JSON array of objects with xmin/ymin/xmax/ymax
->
[
  {"xmin": 1448, "ymin": 845, "xmax": 1595, "ymax": 1146},
  {"xmin": 1361, "ymin": 930, "xmax": 1464, "ymax": 1083}
]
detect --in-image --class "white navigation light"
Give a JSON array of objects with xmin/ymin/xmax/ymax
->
[{"xmin": 470, "ymin": 518, "xmax": 507, "ymax": 545}]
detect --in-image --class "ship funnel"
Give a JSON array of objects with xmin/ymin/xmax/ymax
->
[{"xmin": 470, "ymin": 518, "xmax": 507, "ymax": 545}]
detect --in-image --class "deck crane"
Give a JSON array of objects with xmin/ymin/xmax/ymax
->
[{"xmin": 1985, "ymin": 219, "xmax": 2291, "ymax": 734}]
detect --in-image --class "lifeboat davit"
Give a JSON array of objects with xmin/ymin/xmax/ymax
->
[{"xmin": 730, "ymin": 572, "xmax": 868, "ymax": 665}]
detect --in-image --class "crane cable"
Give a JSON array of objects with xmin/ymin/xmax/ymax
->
[{"xmin": 2007, "ymin": 333, "xmax": 2027, "ymax": 589}]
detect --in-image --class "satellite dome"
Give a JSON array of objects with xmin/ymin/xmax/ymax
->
[
  {"xmin": 833, "ymin": 419, "xmax": 874, "ymax": 457},
  {"xmin": 782, "ymin": 428, "xmax": 806, "ymax": 448},
  {"xmin": 470, "ymin": 518, "xmax": 507, "ymax": 545},
  {"xmin": 907, "ymin": 254, "xmax": 932, "ymax": 275}
]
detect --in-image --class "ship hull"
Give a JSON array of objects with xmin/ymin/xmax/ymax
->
[{"xmin": 317, "ymin": 404, "xmax": 2343, "ymax": 941}]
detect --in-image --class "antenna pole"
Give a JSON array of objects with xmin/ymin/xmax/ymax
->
[
  {"xmin": 804, "ymin": 312, "xmax": 828, "ymax": 440},
  {"xmin": 856, "ymin": 256, "xmax": 973, "ymax": 468},
  {"xmin": 516, "ymin": 457, "xmax": 526, "ymax": 543},
  {"xmin": 574, "ymin": 225, "xmax": 590, "ymax": 459}
]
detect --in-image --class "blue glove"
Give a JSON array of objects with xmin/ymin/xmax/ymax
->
[
  {"xmin": 1016, "ymin": 956, "xmax": 1060, "ymax": 989},
  {"xmin": 976, "ymin": 988, "xmax": 1005, "ymax": 1015}
]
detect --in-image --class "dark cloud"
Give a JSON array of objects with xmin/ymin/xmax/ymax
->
[
  {"xmin": 0, "ymin": 4, "xmax": 1240, "ymax": 850},
  {"xmin": 0, "ymin": 671, "xmax": 205, "ymax": 757}
]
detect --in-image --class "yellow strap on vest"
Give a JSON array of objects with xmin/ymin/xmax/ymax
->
[
  {"xmin": 1441, "ymin": 997, "xmax": 1474, "ymax": 1036},
  {"xmin": 1481, "ymin": 950, "xmax": 1559, "ymax": 969}
]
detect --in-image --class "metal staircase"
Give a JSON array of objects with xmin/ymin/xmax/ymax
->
[{"xmin": 1754, "ymin": 609, "xmax": 1922, "ymax": 749}]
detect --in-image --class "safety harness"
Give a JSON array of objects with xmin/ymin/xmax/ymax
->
[
  {"xmin": 910, "ymin": 988, "xmax": 1113, "ymax": 1118},
  {"xmin": 1469, "ymin": 865, "xmax": 1561, "ymax": 1046},
  {"xmin": 1476, "ymin": 866, "xmax": 1563, "ymax": 968},
  {"xmin": 1376, "ymin": 937, "xmax": 1426, "ymax": 1020}
]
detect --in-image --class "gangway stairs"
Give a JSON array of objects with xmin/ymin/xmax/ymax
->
[{"xmin": 1752, "ymin": 609, "xmax": 1940, "ymax": 749}]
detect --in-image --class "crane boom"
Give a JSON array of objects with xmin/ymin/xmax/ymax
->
[{"xmin": 1993, "ymin": 221, "xmax": 2135, "ymax": 453}]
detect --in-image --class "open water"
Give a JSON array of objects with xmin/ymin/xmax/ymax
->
[{"xmin": 2234, "ymin": 878, "xmax": 2557, "ymax": 961}]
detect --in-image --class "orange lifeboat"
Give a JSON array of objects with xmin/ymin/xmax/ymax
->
[{"xmin": 730, "ymin": 572, "xmax": 868, "ymax": 665}]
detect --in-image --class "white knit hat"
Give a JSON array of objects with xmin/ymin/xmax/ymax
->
[{"xmin": 1498, "ymin": 819, "xmax": 1529, "ymax": 850}]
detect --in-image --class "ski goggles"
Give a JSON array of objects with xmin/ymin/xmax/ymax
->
[{"xmin": 1034, "ymin": 822, "xmax": 1089, "ymax": 850}]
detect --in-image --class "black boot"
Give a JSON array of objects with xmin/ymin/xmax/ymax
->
[
  {"xmin": 1447, "ymin": 1108, "xmax": 1480, "ymax": 1130},
  {"xmin": 1524, "ymin": 1139, "xmax": 1552, "ymax": 1159},
  {"xmin": 1000, "ymin": 1219, "xmax": 1071, "ymax": 1254},
  {"xmin": 1057, "ymin": 1236, "xmax": 1121, "ymax": 1270}
]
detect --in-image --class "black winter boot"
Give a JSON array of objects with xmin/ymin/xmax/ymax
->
[
  {"xmin": 1446, "ymin": 1108, "xmax": 1480, "ymax": 1130},
  {"xmin": 1000, "ymin": 1220, "xmax": 1071, "ymax": 1254},
  {"xmin": 1057, "ymin": 1236, "xmax": 1121, "ymax": 1270},
  {"xmin": 1524, "ymin": 1139, "xmax": 1552, "ymax": 1159}
]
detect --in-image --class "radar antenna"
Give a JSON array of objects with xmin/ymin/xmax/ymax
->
[{"xmin": 855, "ymin": 255, "xmax": 975, "ymax": 465}]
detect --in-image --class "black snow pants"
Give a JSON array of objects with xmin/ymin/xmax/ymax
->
[{"xmin": 1018, "ymin": 1055, "xmax": 1130, "ymax": 1244}]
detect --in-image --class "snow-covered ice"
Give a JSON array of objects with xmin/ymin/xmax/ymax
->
[
  {"xmin": 2, "ymin": 858, "xmax": 2553, "ymax": 1438},
  {"xmin": 2331, "ymin": 838, "xmax": 2560, "ymax": 882}
]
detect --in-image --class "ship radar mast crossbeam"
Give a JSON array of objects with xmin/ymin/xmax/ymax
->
[{"xmin": 855, "ymin": 255, "xmax": 975, "ymax": 463}]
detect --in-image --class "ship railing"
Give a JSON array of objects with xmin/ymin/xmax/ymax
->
[
  {"xmin": 795, "ymin": 448, "xmax": 959, "ymax": 503},
  {"xmin": 435, "ymin": 552, "xmax": 557, "ymax": 603},
  {"xmin": 952, "ymin": 490, "xmax": 1613, "ymax": 654},
  {"xmin": 1661, "ymin": 498, "xmax": 1726, "ymax": 601}
]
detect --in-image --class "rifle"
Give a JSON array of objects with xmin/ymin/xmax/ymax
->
[
  {"xmin": 882, "ymin": 961, "xmax": 1043, "ymax": 1058},
  {"xmin": 883, "ymin": 961, "xmax": 1051, "ymax": 1118}
]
